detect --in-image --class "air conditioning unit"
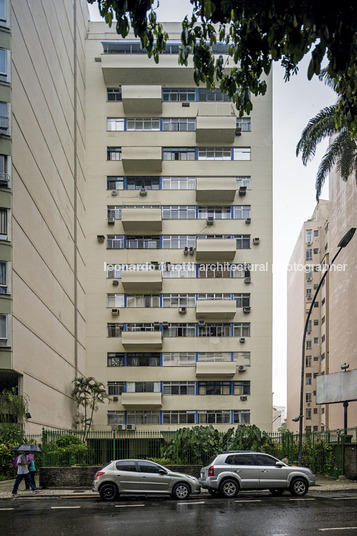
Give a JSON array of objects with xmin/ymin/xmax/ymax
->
[
  {"xmin": 182, "ymin": 102, "xmax": 190, "ymax": 108},
  {"xmin": 306, "ymin": 403, "xmax": 311, "ymax": 407},
  {"xmin": 162, "ymin": 322, "xmax": 169, "ymax": 327},
  {"xmin": 206, "ymin": 216, "xmax": 214, "ymax": 225},
  {"xmin": 107, "ymin": 217, "xmax": 115, "ymax": 225},
  {"xmin": 252, "ymin": 237, "xmax": 260, "ymax": 245},
  {"xmin": 243, "ymin": 306, "xmax": 251, "ymax": 314},
  {"xmin": 198, "ymin": 321, "xmax": 205, "ymax": 326},
  {"xmin": 239, "ymin": 186, "xmax": 247, "ymax": 197},
  {"xmin": 154, "ymin": 322, "xmax": 160, "ymax": 326},
  {"xmin": 111, "ymin": 308, "xmax": 120, "ymax": 316},
  {"xmin": 117, "ymin": 424, "xmax": 126, "ymax": 431},
  {"xmin": 112, "ymin": 280, "xmax": 119, "ymax": 286},
  {"xmin": 244, "ymin": 277, "xmax": 251, "ymax": 284},
  {"xmin": 140, "ymin": 186, "xmax": 147, "ymax": 196},
  {"xmin": 126, "ymin": 424, "xmax": 136, "ymax": 431},
  {"xmin": 240, "ymin": 337, "xmax": 246, "ymax": 343},
  {"xmin": 112, "ymin": 396, "xmax": 119, "ymax": 402},
  {"xmin": 240, "ymin": 395, "xmax": 247, "ymax": 401},
  {"xmin": 97, "ymin": 235, "xmax": 105, "ymax": 243},
  {"xmin": 189, "ymin": 247, "xmax": 195, "ymax": 255},
  {"xmin": 245, "ymin": 218, "xmax": 251, "ymax": 224},
  {"xmin": 238, "ymin": 365, "xmax": 246, "ymax": 372},
  {"xmin": 235, "ymin": 127, "xmax": 242, "ymax": 136},
  {"xmin": 179, "ymin": 307, "xmax": 187, "ymax": 314},
  {"xmin": 307, "ymin": 295, "xmax": 312, "ymax": 300},
  {"xmin": 111, "ymin": 190, "xmax": 118, "ymax": 197},
  {"xmin": 184, "ymin": 246, "xmax": 189, "ymax": 255}
]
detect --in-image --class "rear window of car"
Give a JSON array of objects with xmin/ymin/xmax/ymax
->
[{"xmin": 115, "ymin": 461, "xmax": 137, "ymax": 472}]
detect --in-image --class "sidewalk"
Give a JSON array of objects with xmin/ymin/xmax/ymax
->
[{"xmin": 1, "ymin": 478, "xmax": 357, "ymax": 499}]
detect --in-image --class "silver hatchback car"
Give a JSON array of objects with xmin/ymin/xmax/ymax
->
[
  {"xmin": 199, "ymin": 451, "xmax": 316, "ymax": 497},
  {"xmin": 93, "ymin": 459, "xmax": 201, "ymax": 501}
]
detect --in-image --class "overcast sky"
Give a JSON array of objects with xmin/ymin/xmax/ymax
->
[{"xmin": 88, "ymin": 1, "xmax": 336, "ymax": 408}]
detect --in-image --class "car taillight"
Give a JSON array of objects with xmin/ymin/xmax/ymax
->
[
  {"xmin": 208, "ymin": 466, "xmax": 214, "ymax": 477},
  {"xmin": 96, "ymin": 471, "xmax": 105, "ymax": 477}
]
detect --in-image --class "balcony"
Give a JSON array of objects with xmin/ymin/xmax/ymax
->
[
  {"xmin": 196, "ymin": 115, "xmax": 236, "ymax": 144},
  {"xmin": 122, "ymin": 146, "xmax": 162, "ymax": 173},
  {"xmin": 196, "ymin": 300, "xmax": 236, "ymax": 320},
  {"xmin": 121, "ymin": 392, "xmax": 162, "ymax": 409},
  {"xmin": 122, "ymin": 85, "xmax": 162, "ymax": 114},
  {"xmin": 122, "ymin": 208, "xmax": 162, "ymax": 233},
  {"xmin": 195, "ymin": 362, "xmax": 237, "ymax": 378},
  {"xmin": 121, "ymin": 270, "xmax": 163, "ymax": 293},
  {"xmin": 196, "ymin": 177, "xmax": 236, "ymax": 203},
  {"xmin": 195, "ymin": 238, "xmax": 236, "ymax": 262},
  {"xmin": 122, "ymin": 331, "xmax": 162, "ymax": 350}
]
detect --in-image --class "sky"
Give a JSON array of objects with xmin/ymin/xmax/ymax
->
[{"xmin": 88, "ymin": 1, "xmax": 336, "ymax": 408}]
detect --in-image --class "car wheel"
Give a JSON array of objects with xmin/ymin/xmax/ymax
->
[
  {"xmin": 289, "ymin": 478, "xmax": 308, "ymax": 497},
  {"xmin": 172, "ymin": 482, "xmax": 191, "ymax": 500},
  {"xmin": 99, "ymin": 483, "xmax": 119, "ymax": 501},
  {"xmin": 220, "ymin": 478, "xmax": 239, "ymax": 498},
  {"xmin": 269, "ymin": 489, "xmax": 285, "ymax": 496},
  {"xmin": 208, "ymin": 489, "xmax": 221, "ymax": 497}
]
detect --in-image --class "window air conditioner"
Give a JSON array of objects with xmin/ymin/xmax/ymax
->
[
  {"xmin": 244, "ymin": 277, "xmax": 251, "ymax": 284},
  {"xmin": 198, "ymin": 321, "xmax": 205, "ymax": 326},
  {"xmin": 126, "ymin": 424, "xmax": 136, "ymax": 431},
  {"xmin": 243, "ymin": 306, "xmax": 251, "ymax": 314},
  {"xmin": 189, "ymin": 246, "xmax": 195, "ymax": 255},
  {"xmin": 140, "ymin": 186, "xmax": 147, "ymax": 196},
  {"xmin": 239, "ymin": 186, "xmax": 247, "ymax": 197},
  {"xmin": 97, "ymin": 235, "xmax": 105, "ymax": 243},
  {"xmin": 111, "ymin": 308, "xmax": 120, "ymax": 316},
  {"xmin": 252, "ymin": 237, "xmax": 260, "ymax": 245},
  {"xmin": 240, "ymin": 337, "xmax": 246, "ymax": 343},
  {"xmin": 111, "ymin": 190, "xmax": 118, "ymax": 196},
  {"xmin": 112, "ymin": 280, "xmax": 119, "ymax": 286},
  {"xmin": 162, "ymin": 322, "xmax": 169, "ymax": 327},
  {"xmin": 245, "ymin": 218, "xmax": 251, "ymax": 224},
  {"xmin": 107, "ymin": 217, "xmax": 115, "ymax": 225},
  {"xmin": 179, "ymin": 307, "xmax": 187, "ymax": 314},
  {"xmin": 184, "ymin": 246, "xmax": 189, "ymax": 255},
  {"xmin": 112, "ymin": 396, "xmax": 119, "ymax": 402},
  {"xmin": 117, "ymin": 424, "xmax": 126, "ymax": 431},
  {"xmin": 206, "ymin": 216, "xmax": 214, "ymax": 225},
  {"xmin": 238, "ymin": 365, "xmax": 246, "ymax": 372},
  {"xmin": 240, "ymin": 395, "xmax": 247, "ymax": 401}
]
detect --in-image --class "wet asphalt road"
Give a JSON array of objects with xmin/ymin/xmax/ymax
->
[{"xmin": 1, "ymin": 492, "xmax": 357, "ymax": 536}]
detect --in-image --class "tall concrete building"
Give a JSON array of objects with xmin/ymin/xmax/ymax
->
[
  {"xmin": 85, "ymin": 22, "xmax": 273, "ymax": 432},
  {"xmin": 0, "ymin": 0, "xmax": 88, "ymax": 433}
]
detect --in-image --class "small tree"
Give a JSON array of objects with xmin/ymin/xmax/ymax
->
[
  {"xmin": 0, "ymin": 388, "xmax": 29, "ymax": 424},
  {"xmin": 71, "ymin": 376, "xmax": 109, "ymax": 440}
]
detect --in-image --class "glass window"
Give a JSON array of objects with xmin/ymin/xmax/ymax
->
[
  {"xmin": 198, "ymin": 410, "xmax": 230, "ymax": 424},
  {"xmin": 198, "ymin": 206, "xmax": 231, "ymax": 219},
  {"xmin": 233, "ymin": 323, "xmax": 251, "ymax": 337},
  {"xmin": 107, "ymin": 323, "xmax": 124, "ymax": 337},
  {"xmin": 107, "ymin": 118, "xmax": 124, "ymax": 131},
  {"xmin": 107, "ymin": 235, "xmax": 125, "ymax": 249},
  {"xmin": 236, "ymin": 235, "xmax": 251, "ymax": 249},
  {"xmin": 198, "ymin": 264, "xmax": 231, "ymax": 279},
  {"xmin": 107, "ymin": 176, "xmax": 124, "ymax": 190},
  {"xmin": 107, "ymin": 264, "xmax": 122, "ymax": 279},
  {"xmin": 127, "ymin": 411, "xmax": 160, "ymax": 424},
  {"xmin": 233, "ymin": 410, "xmax": 250, "ymax": 424},
  {"xmin": 0, "ymin": 261, "xmax": 7, "ymax": 294},
  {"xmin": 306, "ymin": 373, "xmax": 312, "ymax": 385},
  {"xmin": 116, "ymin": 461, "xmax": 137, "ymax": 472},
  {"xmin": 127, "ymin": 118, "xmax": 160, "ymax": 131},
  {"xmin": 198, "ymin": 323, "xmax": 230, "ymax": 337},
  {"xmin": 162, "ymin": 147, "xmax": 195, "ymax": 160},
  {"xmin": 162, "ymin": 411, "xmax": 196, "ymax": 424},
  {"xmin": 198, "ymin": 382, "xmax": 231, "ymax": 395},
  {"xmin": 162, "ymin": 323, "xmax": 196, "ymax": 337},
  {"xmin": 197, "ymin": 293, "xmax": 231, "ymax": 301},
  {"xmin": 107, "ymin": 87, "xmax": 122, "ymax": 101},
  {"xmin": 126, "ymin": 323, "xmax": 158, "ymax": 332},
  {"xmin": 0, "ymin": 102, "xmax": 8, "ymax": 132},
  {"xmin": 233, "ymin": 381, "xmax": 250, "ymax": 395},
  {"xmin": 162, "ymin": 382, "xmax": 196, "ymax": 395},
  {"xmin": 197, "ymin": 353, "xmax": 231, "ymax": 362},
  {"xmin": 107, "ymin": 294, "xmax": 125, "ymax": 307},
  {"xmin": 127, "ymin": 177, "xmax": 160, "ymax": 190},
  {"xmin": 162, "ymin": 206, "xmax": 196, "ymax": 219},
  {"xmin": 198, "ymin": 147, "xmax": 231, "ymax": 160},
  {"xmin": 162, "ymin": 294, "xmax": 195, "ymax": 307},
  {"xmin": 233, "ymin": 294, "xmax": 250, "ymax": 308},
  {"xmin": 198, "ymin": 89, "xmax": 229, "ymax": 102},
  {"xmin": 138, "ymin": 461, "xmax": 162, "ymax": 474},
  {"xmin": 0, "ymin": 314, "xmax": 7, "ymax": 340},
  {"xmin": 161, "ymin": 235, "xmax": 196, "ymax": 249},
  {"xmin": 233, "ymin": 147, "xmax": 251, "ymax": 160},
  {"xmin": 236, "ymin": 117, "xmax": 251, "ymax": 132},
  {"xmin": 255, "ymin": 454, "xmax": 278, "ymax": 466},
  {"xmin": 161, "ymin": 177, "xmax": 196, "ymax": 190},
  {"xmin": 0, "ymin": 49, "xmax": 7, "ymax": 78},
  {"xmin": 127, "ymin": 295, "xmax": 160, "ymax": 308},
  {"xmin": 162, "ymin": 352, "xmax": 196, "ymax": 366},
  {"xmin": 126, "ymin": 236, "xmax": 160, "ymax": 249},
  {"xmin": 233, "ymin": 352, "xmax": 251, "ymax": 367},
  {"xmin": 126, "ymin": 382, "xmax": 160, "ymax": 393},
  {"xmin": 306, "ymin": 249, "xmax": 313, "ymax": 261},
  {"xmin": 236, "ymin": 176, "xmax": 251, "ymax": 189},
  {"xmin": 162, "ymin": 118, "xmax": 196, "ymax": 131},
  {"xmin": 306, "ymin": 229, "xmax": 313, "ymax": 243},
  {"xmin": 107, "ymin": 411, "xmax": 125, "ymax": 425},
  {"xmin": 107, "ymin": 147, "xmax": 122, "ymax": 160},
  {"xmin": 107, "ymin": 353, "xmax": 125, "ymax": 367},
  {"xmin": 107, "ymin": 206, "xmax": 122, "ymax": 220},
  {"xmin": 162, "ymin": 88, "xmax": 195, "ymax": 102},
  {"xmin": 127, "ymin": 353, "xmax": 160, "ymax": 366},
  {"xmin": 0, "ymin": 208, "xmax": 8, "ymax": 239},
  {"xmin": 232, "ymin": 206, "xmax": 251, "ymax": 219},
  {"xmin": 107, "ymin": 381, "xmax": 125, "ymax": 395},
  {"xmin": 162, "ymin": 263, "xmax": 195, "ymax": 278}
]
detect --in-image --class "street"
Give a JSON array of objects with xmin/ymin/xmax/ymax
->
[{"xmin": 1, "ymin": 492, "xmax": 357, "ymax": 536}]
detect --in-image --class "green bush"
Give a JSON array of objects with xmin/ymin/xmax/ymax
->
[{"xmin": 46, "ymin": 433, "xmax": 94, "ymax": 466}]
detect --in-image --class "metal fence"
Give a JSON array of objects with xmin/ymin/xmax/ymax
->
[{"xmin": 37, "ymin": 427, "xmax": 357, "ymax": 477}]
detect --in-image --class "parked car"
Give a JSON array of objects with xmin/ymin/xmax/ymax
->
[
  {"xmin": 199, "ymin": 451, "xmax": 316, "ymax": 498},
  {"xmin": 93, "ymin": 459, "xmax": 201, "ymax": 501}
]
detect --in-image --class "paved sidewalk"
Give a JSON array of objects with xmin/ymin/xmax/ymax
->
[{"xmin": 1, "ymin": 478, "xmax": 357, "ymax": 500}]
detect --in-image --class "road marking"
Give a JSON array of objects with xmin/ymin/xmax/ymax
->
[
  {"xmin": 177, "ymin": 501, "xmax": 206, "ymax": 506},
  {"xmin": 51, "ymin": 506, "xmax": 81, "ymax": 510},
  {"xmin": 235, "ymin": 499, "xmax": 262, "ymax": 503},
  {"xmin": 289, "ymin": 498, "xmax": 315, "ymax": 501},
  {"xmin": 319, "ymin": 528, "xmax": 357, "ymax": 532},
  {"xmin": 115, "ymin": 504, "xmax": 146, "ymax": 508},
  {"xmin": 0, "ymin": 508, "xmax": 15, "ymax": 511},
  {"xmin": 332, "ymin": 497, "xmax": 357, "ymax": 500}
]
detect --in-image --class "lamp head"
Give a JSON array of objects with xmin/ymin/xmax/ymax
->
[{"xmin": 337, "ymin": 228, "xmax": 356, "ymax": 248}]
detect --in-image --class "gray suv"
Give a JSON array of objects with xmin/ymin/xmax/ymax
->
[{"xmin": 199, "ymin": 452, "xmax": 315, "ymax": 497}]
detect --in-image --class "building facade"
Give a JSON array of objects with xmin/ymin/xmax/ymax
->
[{"xmin": 85, "ymin": 22, "xmax": 273, "ymax": 432}]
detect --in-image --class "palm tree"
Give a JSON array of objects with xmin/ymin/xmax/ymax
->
[
  {"xmin": 296, "ymin": 84, "xmax": 357, "ymax": 200},
  {"xmin": 72, "ymin": 376, "xmax": 109, "ymax": 440}
]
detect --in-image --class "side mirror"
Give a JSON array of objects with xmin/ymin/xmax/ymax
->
[
  {"xmin": 276, "ymin": 461, "xmax": 284, "ymax": 467},
  {"xmin": 158, "ymin": 469, "xmax": 167, "ymax": 475}
]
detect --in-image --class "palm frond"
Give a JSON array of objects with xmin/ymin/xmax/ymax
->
[
  {"xmin": 315, "ymin": 132, "xmax": 350, "ymax": 199},
  {"xmin": 296, "ymin": 105, "xmax": 339, "ymax": 165},
  {"xmin": 335, "ymin": 131, "xmax": 357, "ymax": 181},
  {"xmin": 318, "ymin": 69, "xmax": 337, "ymax": 91}
]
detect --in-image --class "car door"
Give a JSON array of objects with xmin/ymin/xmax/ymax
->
[
  {"xmin": 113, "ymin": 460, "xmax": 141, "ymax": 493},
  {"xmin": 137, "ymin": 461, "xmax": 172, "ymax": 493},
  {"xmin": 230, "ymin": 454, "xmax": 260, "ymax": 489},
  {"xmin": 254, "ymin": 454, "xmax": 288, "ymax": 489}
]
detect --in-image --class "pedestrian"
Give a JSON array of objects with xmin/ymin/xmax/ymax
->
[
  {"xmin": 25, "ymin": 453, "xmax": 36, "ymax": 490},
  {"xmin": 12, "ymin": 452, "xmax": 40, "ymax": 497},
  {"xmin": 281, "ymin": 454, "xmax": 289, "ymax": 465}
]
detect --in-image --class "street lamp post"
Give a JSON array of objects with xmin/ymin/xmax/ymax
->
[{"xmin": 297, "ymin": 227, "xmax": 356, "ymax": 466}]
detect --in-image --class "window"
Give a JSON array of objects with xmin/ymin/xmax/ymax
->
[
  {"xmin": 127, "ymin": 353, "xmax": 160, "ymax": 366},
  {"xmin": 0, "ymin": 261, "xmax": 7, "ymax": 294},
  {"xmin": 162, "ymin": 323, "xmax": 196, "ymax": 337},
  {"xmin": 233, "ymin": 206, "xmax": 251, "ymax": 219},
  {"xmin": 314, "ymin": 337, "xmax": 319, "ymax": 344},
  {"xmin": 107, "ymin": 118, "xmax": 124, "ymax": 131},
  {"xmin": 233, "ymin": 352, "xmax": 251, "ymax": 367},
  {"xmin": 127, "ymin": 323, "xmax": 158, "ymax": 332},
  {"xmin": 127, "ymin": 411, "xmax": 160, "ymax": 424},
  {"xmin": 163, "ymin": 147, "xmax": 195, "ymax": 160},
  {"xmin": 313, "ymin": 248, "xmax": 319, "ymax": 254},
  {"xmin": 233, "ymin": 323, "xmax": 251, "ymax": 337},
  {"xmin": 236, "ymin": 176, "xmax": 251, "ymax": 189},
  {"xmin": 306, "ymin": 340, "xmax": 312, "ymax": 350},
  {"xmin": 198, "ymin": 323, "xmax": 230, "ymax": 337},
  {"xmin": 198, "ymin": 352, "xmax": 231, "ymax": 362},
  {"xmin": 107, "ymin": 353, "xmax": 125, "ymax": 367},
  {"xmin": 305, "ymin": 356, "xmax": 312, "ymax": 368},
  {"xmin": 255, "ymin": 454, "xmax": 278, "ymax": 467},
  {"xmin": 107, "ymin": 235, "xmax": 125, "ymax": 249},
  {"xmin": 107, "ymin": 87, "xmax": 122, "ymax": 101},
  {"xmin": 225, "ymin": 454, "xmax": 255, "ymax": 465},
  {"xmin": 233, "ymin": 294, "xmax": 250, "ymax": 308},
  {"xmin": 107, "ymin": 382, "xmax": 125, "ymax": 395},
  {"xmin": 236, "ymin": 235, "xmax": 250, "ymax": 249},
  {"xmin": 198, "ymin": 206, "xmax": 231, "ymax": 219},
  {"xmin": 162, "ymin": 88, "xmax": 195, "ymax": 102},
  {"xmin": 0, "ymin": 0, "xmax": 6, "ymax": 22},
  {"xmin": 107, "ymin": 294, "xmax": 125, "ymax": 307},
  {"xmin": 305, "ymin": 426, "xmax": 312, "ymax": 434},
  {"xmin": 306, "ymin": 392, "xmax": 312, "ymax": 403},
  {"xmin": 198, "ymin": 147, "xmax": 231, "ymax": 160},
  {"xmin": 162, "ymin": 352, "xmax": 196, "ymax": 366},
  {"xmin": 198, "ymin": 88, "xmax": 229, "ymax": 102},
  {"xmin": 107, "ymin": 411, "xmax": 125, "ymax": 425},
  {"xmin": 307, "ymin": 320, "xmax": 312, "ymax": 331},
  {"xmin": 127, "ymin": 236, "xmax": 160, "ymax": 249},
  {"xmin": 107, "ymin": 265, "xmax": 122, "ymax": 279},
  {"xmin": 233, "ymin": 147, "xmax": 251, "ymax": 160},
  {"xmin": 127, "ymin": 295, "xmax": 160, "ymax": 308},
  {"xmin": 306, "ymin": 409, "xmax": 312, "ymax": 420},
  {"xmin": 233, "ymin": 381, "xmax": 250, "ymax": 395},
  {"xmin": 313, "ymin": 408, "xmax": 318, "ymax": 415},
  {"xmin": 0, "ymin": 208, "xmax": 8, "ymax": 239},
  {"xmin": 107, "ymin": 147, "xmax": 122, "ymax": 160},
  {"xmin": 126, "ymin": 382, "xmax": 160, "ymax": 393},
  {"xmin": 127, "ymin": 118, "xmax": 160, "ymax": 131},
  {"xmin": 306, "ymin": 373, "xmax": 312, "ymax": 385},
  {"xmin": 162, "ymin": 206, "xmax": 196, "ymax": 219},
  {"xmin": 0, "ymin": 102, "xmax": 9, "ymax": 133},
  {"xmin": 306, "ymin": 249, "xmax": 312, "ymax": 261},
  {"xmin": 163, "ymin": 382, "xmax": 195, "ymax": 395},
  {"xmin": 161, "ymin": 235, "xmax": 196, "ymax": 249},
  {"xmin": 138, "ymin": 461, "xmax": 163, "ymax": 474},
  {"xmin": 236, "ymin": 117, "xmax": 251, "ymax": 132},
  {"xmin": 162, "ymin": 294, "xmax": 195, "ymax": 307},
  {"xmin": 163, "ymin": 411, "xmax": 196, "ymax": 424},
  {"xmin": 306, "ymin": 287, "xmax": 312, "ymax": 298},
  {"xmin": 127, "ymin": 177, "xmax": 160, "ymax": 190},
  {"xmin": 0, "ymin": 48, "xmax": 9, "ymax": 82},
  {"xmin": 161, "ymin": 177, "xmax": 196, "ymax": 190},
  {"xmin": 306, "ymin": 229, "xmax": 313, "ymax": 243},
  {"xmin": 116, "ymin": 461, "xmax": 137, "ymax": 472},
  {"xmin": 107, "ymin": 206, "xmax": 122, "ymax": 221},
  {"xmin": 314, "ymin": 230, "xmax": 319, "ymax": 237},
  {"xmin": 197, "ymin": 293, "xmax": 231, "ymax": 301},
  {"xmin": 162, "ymin": 118, "xmax": 196, "ymax": 131},
  {"xmin": 162, "ymin": 263, "xmax": 195, "ymax": 278},
  {"xmin": 198, "ymin": 381, "xmax": 231, "ymax": 395},
  {"xmin": 198, "ymin": 410, "xmax": 230, "ymax": 424},
  {"xmin": 233, "ymin": 410, "xmax": 250, "ymax": 424},
  {"xmin": 107, "ymin": 176, "xmax": 124, "ymax": 190},
  {"xmin": 0, "ymin": 313, "xmax": 9, "ymax": 345},
  {"xmin": 321, "ymin": 316, "xmax": 325, "ymax": 325},
  {"xmin": 314, "ymin": 320, "xmax": 319, "ymax": 326},
  {"xmin": 107, "ymin": 323, "xmax": 124, "ymax": 337}
]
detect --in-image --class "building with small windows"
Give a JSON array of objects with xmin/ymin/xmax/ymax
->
[{"xmin": 85, "ymin": 22, "xmax": 273, "ymax": 432}]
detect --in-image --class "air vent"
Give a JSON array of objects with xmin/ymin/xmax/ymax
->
[{"xmin": 94, "ymin": 57, "xmax": 102, "ymax": 62}]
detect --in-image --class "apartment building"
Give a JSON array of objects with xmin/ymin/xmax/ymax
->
[
  {"xmin": 0, "ymin": 0, "xmax": 88, "ymax": 432},
  {"xmin": 85, "ymin": 22, "xmax": 273, "ymax": 432}
]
